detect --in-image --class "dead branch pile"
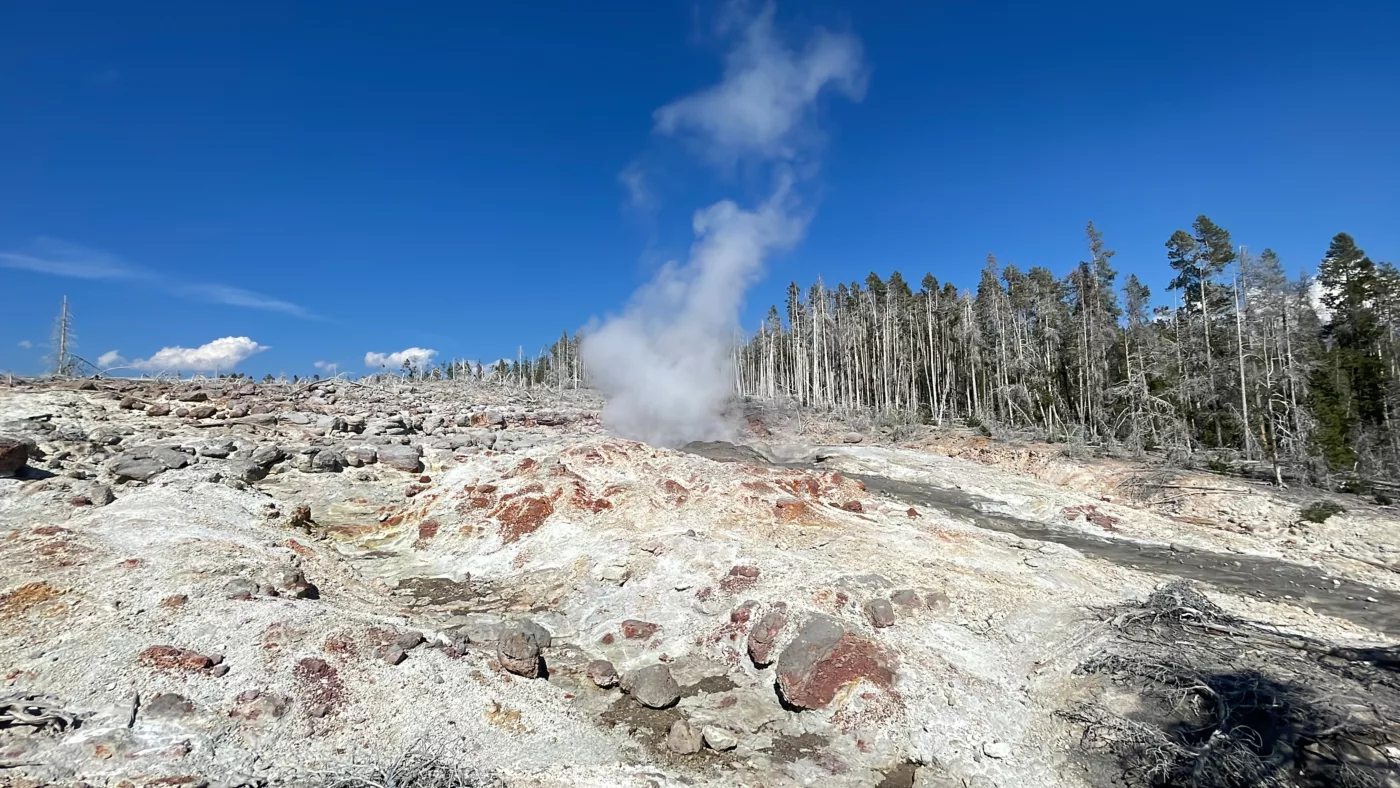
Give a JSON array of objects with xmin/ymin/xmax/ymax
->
[
  {"xmin": 1061, "ymin": 582, "xmax": 1400, "ymax": 788},
  {"xmin": 0, "ymin": 692, "xmax": 82, "ymax": 733}
]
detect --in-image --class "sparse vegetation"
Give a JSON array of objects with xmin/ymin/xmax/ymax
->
[
  {"xmin": 1299, "ymin": 500, "xmax": 1346, "ymax": 524},
  {"xmin": 308, "ymin": 743, "xmax": 502, "ymax": 788}
]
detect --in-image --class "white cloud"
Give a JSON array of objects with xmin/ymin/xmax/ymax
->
[
  {"xmin": 0, "ymin": 238, "xmax": 315, "ymax": 319},
  {"xmin": 17, "ymin": 340, "xmax": 33, "ymax": 349},
  {"xmin": 177, "ymin": 284, "xmax": 317, "ymax": 320},
  {"xmin": 97, "ymin": 350, "xmax": 124, "ymax": 367},
  {"xmin": 364, "ymin": 347, "xmax": 438, "ymax": 370},
  {"xmin": 118, "ymin": 337, "xmax": 268, "ymax": 372},
  {"xmin": 0, "ymin": 238, "xmax": 143, "ymax": 280},
  {"xmin": 618, "ymin": 160, "xmax": 657, "ymax": 211},
  {"xmin": 652, "ymin": 2, "xmax": 868, "ymax": 164},
  {"xmin": 312, "ymin": 360, "xmax": 335, "ymax": 370}
]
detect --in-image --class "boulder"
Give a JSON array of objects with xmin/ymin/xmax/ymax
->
[
  {"xmin": 343, "ymin": 446, "xmax": 377, "ymax": 467},
  {"xmin": 187, "ymin": 405, "xmax": 217, "ymax": 420},
  {"xmin": 497, "ymin": 623, "xmax": 546, "ymax": 679},
  {"xmin": 0, "ymin": 436, "xmax": 28, "ymax": 478},
  {"xmin": 107, "ymin": 456, "xmax": 159, "ymax": 483},
  {"xmin": 250, "ymin": 444, "xmax": 285, "ymax": 468},
  {"xmin": 311, "ymin": 449, "xmax": 345, "ymax": 473},
  {"xmin": 623, "ymin": 664, "xmax": 680, "ymax": 709},
  {"xmin": 775, "ymin": 613, "xmax": 894, "ymax": 710},
  {"xmin": 378, "ymin": 444, "xmax": 423, "ymax": 473},
  {"xmin": 145, "ymin": 403, "xmax": 171, "ymax": 417},
  {"xmin": 226, "ymin": 460, "xmax": 268, "ymax": 484},
  {"xmin": 667, "ymin": 719, "xmax": 703, "ymax": 754}
]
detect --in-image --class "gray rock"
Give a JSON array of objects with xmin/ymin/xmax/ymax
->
[
  {"xmin": 198, "ymin": 440, "xmax": 236, "ymax": 459},
  {"xmin": 275, "ymin": 568, "xmax": 317, "ymax": 599},
  {"xmin": 623, "ymin": 664, "xmax": 680, "ymax": 709},
  {"xmin": 0, "ymin": 435, "xmax": 28, "ymax": 478},
  {"xmin": 667, "ymin": 719, "xmax": 703, "ymax": 754},
  {"xmin": 87, "ymin": 428, "xmax": 123, "ymax": 446},
  {"xmin": 226, "ymin": 460, "xmax": 268, "ymax": 484},
  {"xmin": 224, "ymin": 577, "xmax": 260, "ymax": 598},
  {"xmin": 842, "ymin": 432, "xmax": 864, "ymax": 444},
  {"xmin": 865, "ymin": 598, "xmax": 896, "ymax": 628},
  {"xmin": 152, "ymin": 446, "xmax": 192, "ymax": 469},
  {"xmin": 76, "ymin": 483, "xmax": 115, "ymax": 506},
  {"xmin": 311, "ymin": 449, "xmax": 345, "ymax": 473},
  {"xmin": 344, "ymin": 446, "xmax": 377, "ymax": 467},
  {"xmin": 145, "ymin": 403, "xmax": 171, "ymax": 417},
  {"xmin": 188, "ymin": 405, "xmax": 217, "ymax": 420},
  {"xmin": 250, "ymin": 444, "xmax": 285, "ymax": 468},
  {"xmin": 396, "ymin": 631, "xmax": 425, "ymax": 651},
  {"xmin": 702, "ymin": 725, "xmax": 739, "ymax": 751},
  {"xmin": 142, "ymin": 692, "xmax": 194, "ymax": 718},
  {"xmin": 108, "ymin": 455, "xmax": 168, "ymax": 483},
  {"xmin": 497, "ymin": 624, "xmax": 545, "ymax": 678},
  {"xmin": 377, "ymin": 444, "xmax": 423, "ymax": 473}
]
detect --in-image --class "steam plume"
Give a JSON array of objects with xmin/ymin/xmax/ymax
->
[{"xmin": 582, "ymin": 3, "xmax": 866, "ymax": 447}]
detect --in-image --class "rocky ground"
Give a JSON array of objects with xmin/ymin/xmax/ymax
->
[{"xmin": 1, "ymin": 377, "xmax": 1396, "ymax": 787}]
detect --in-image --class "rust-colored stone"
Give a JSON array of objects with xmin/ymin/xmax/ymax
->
[
  {"xmin": 775, "ymin": 498, "xmax": 807, "ymax": 521},
  {"xmin": 138, "ymin": 645, "xmax": 213, "ymax": 672},
  {"xmin": 1, "ymin": 581, "xmax": 64, "ymax": 618},
  {"xmin": 776, "ymin": 616, "xmax": 893, "ymax": 710},
  {"xmin": 621, "ymin": 619, "xmax": 659, "ymax": 639},
  {"xmin": 491, "ymin": 496, "xmax": 554, "ymax": 543}
]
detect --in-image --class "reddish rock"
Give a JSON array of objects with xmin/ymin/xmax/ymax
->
[
  {"xmin": 906, "ymin": 507, "xmax": 920, "ymax": 518},
  {"xmin": 586, "ymin": 659, "xmax": 619, "ymax": 688},
  {"xmin": 146, "ymin": 403, "xmax": 172, "ymax": 417},
  {"xmin": 775, "ymin": 614, "xmax": 893, "ymax": 710},
  {"xmin": 747, "ymin": 603, "xmax": 789, "ymax": 667},
  {"xmin": 138, "ymin": 646, "xmax": 213, "ymax": 672},
  {"xmin": 620, "ymin": 619, "xmax": 659, "ymax": 640},
  {"xmin": 840, "ymin": 501, "xmax": 864, "ymax": 513},
  {"xmin": 720, "ymin": 565, "xmax": 760, "ymax": 593},
  {"xmin": 775, "ymin": 498, "xmax": 807, "ymax": 521},
  {"xmin": 491, "ymin": 496, "xmax": 554, "ymax": 543},
  {"xmin": 293, "ymin": 657, "xmax": 346, "ymax": 714}
]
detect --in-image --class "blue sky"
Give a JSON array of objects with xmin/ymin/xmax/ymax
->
[{"xmin": 2, "ymin": 0, "xmax": 1397, "ymax": 376}]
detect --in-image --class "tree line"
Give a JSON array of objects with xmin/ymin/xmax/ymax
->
[{"xmin": 733, "ymin": 220, "xmax": 1399, "ymax": 483}]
